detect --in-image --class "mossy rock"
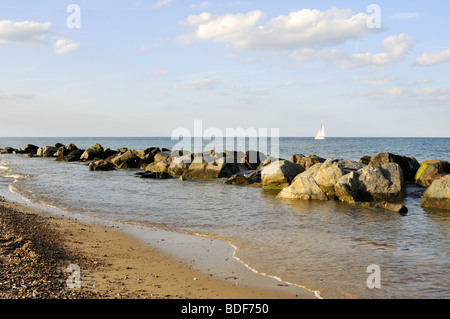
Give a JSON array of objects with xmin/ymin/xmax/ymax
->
[{"xmin": 415, "ymin": 160, "xmax": 441, "ymax": 182}]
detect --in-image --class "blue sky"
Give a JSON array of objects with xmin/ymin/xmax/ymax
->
[{"xmin": 0, "ymin": 0, "xmax": 449, "ymax": 137}]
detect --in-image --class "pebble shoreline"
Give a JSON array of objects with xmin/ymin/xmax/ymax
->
[{"xmin": 0, "ymin": 198, "xmax": 104, "ymax": 299}]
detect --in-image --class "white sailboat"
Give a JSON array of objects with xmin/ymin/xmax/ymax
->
[{"xmin": 315, "ymin": 122, "xmax": 326, "ymax": 140}]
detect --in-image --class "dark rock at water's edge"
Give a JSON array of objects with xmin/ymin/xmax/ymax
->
[
  {"xmin": 134, "ymin": 171, "xmax": 173, "ymax": 179},
  {"xmin": 0, "ymin": 147, "xmax": 16, "ymax": 154},
  {"xmin": 224, "ymin": 169, "xmax": 262, "ymax": 186},
  {"xmin": 354, "ymin": 201, "xmax": 408, "ymax": 214},
  {"xmin": 89, "ymin": 160, "xmax": 117, "ymax": 171}
]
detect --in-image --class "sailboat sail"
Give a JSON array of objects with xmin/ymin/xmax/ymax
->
[{"xmin": 315, "ymin": 122, "xmax": 326, "ymax": 140}]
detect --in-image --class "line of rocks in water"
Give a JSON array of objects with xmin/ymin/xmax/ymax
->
[{"xmin": 1, "ymin": 143, "xmax": 449, "ymax": 212}]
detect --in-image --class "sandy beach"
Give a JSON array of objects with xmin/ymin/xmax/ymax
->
[{"xmin": 0, "ymin": 196, "xmax": 316, "ymax": 299}]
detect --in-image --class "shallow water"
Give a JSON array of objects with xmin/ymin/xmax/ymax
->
[{"xmin": 0, "ymin": 137, "xmax": 449, "ymax": 298}]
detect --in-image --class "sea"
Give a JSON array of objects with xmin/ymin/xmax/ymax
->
[{"xmin": 0, "ymin": 137, "xmax": 449, "ymax": 299}]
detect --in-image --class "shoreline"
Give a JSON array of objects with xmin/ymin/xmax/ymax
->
[{"xmin": 0, "ymin": 180, "xmax": 317, "ymax": 299}]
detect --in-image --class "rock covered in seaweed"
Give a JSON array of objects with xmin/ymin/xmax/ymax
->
[{"xmin": 415, "ymin": 160, "xmax": 450, "ymax": 187}]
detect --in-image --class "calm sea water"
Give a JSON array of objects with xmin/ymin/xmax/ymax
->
[{"xmin": 0, "ymin": 137, "xmax": 449, "ymax": 299}]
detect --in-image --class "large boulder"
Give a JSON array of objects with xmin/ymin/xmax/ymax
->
[
  {"xmin": 145, "ymin": 160, "xmax": 170, "ymax": 173},
  {"xmin": 261, "ymin": 160, "xmax": 305, "ymax": 189},
  {"xmin": 88, "ymin": 160, "xmax": 117, "ymax": 171},
  {"xmin": 80, "ymin": 144, "xmax": 115, "ymax": 161},
  {"xmin": 80, "ymin": 149, "xmax": 101, "ymax": 161},
  {"xmin": 37, "ymin": 146, "xmax": 58, "ymax": 157},
  {"xmin": 334, "ymin": 163, "xmax": 405, "ymax": 203},
  {"xmin": 277, "ymin": 159, "xmax": 364, "ymax": 200},
  {"xmin": 415, "ymin": 160, "xmax": 450, "ymax": 187},
  {"xmin": 277, "ymin": 175, "xmax": 328, "ymax": 200},
  {"xmin": 19, "ymin": 144, "xmax": 39, "ymax": 154},
  {"xmin": 420, "ymin": 174, "xmax": 450, "ymax": 210},
  {"xmin": 167, "ymin": 153, "xmax": 194, "ymax": 175},
  {"xmin": 368, "ymin": 152, "xmax": 420, "ymax": 183},
  {"xmin": 55, "ymin": 148, "xmax": 84, "ymax": 162},
  {"xmin": 54, "ymin": 144, "xmax": 78, "ymax": 158},
  {"xmin": 154, "ymin": 150, "xmax": 172, "ymax": 163},
  {"xmin": 110, "ymin": 150, "xmax": 143, "ymax": 169}
]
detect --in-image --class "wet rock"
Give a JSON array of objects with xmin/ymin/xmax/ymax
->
[
  {"xmin": 368, "ymin": 152, "xmax": 420, "ymax": 183},
  {"xmin": 0, "ymin": 147, "xmax": 16, "ymax": 154},
  {"xmin": 420, "ymin": 174, "xmax": 450, "ymax": 210},
  {"xmin": 355, "ymin": 201, "xmax": 408, "ymax": 214},
  {"xmin": 277, "ymin": 158, "xmax": 363, "ymax": 200},
  {"xmin": 88, "ymin": 160, "xmax": 117, "ymax": 171},
  {"xmin": 224, "ymin": 169, "xmax": 262, "ymax": 186},
  {"xmin": 111, "ymin": 150, "xmax": 143, "ymax": 169},
  {"xmin": 335, "ymin": 163, "xmax": 405, "ymax": 203},
  {"xmin": 134, "ymin": 172, "xmax": 173, "ymax": 179},
  {"xmin": 145, "ymin": 160, "xmax": 170, "ymax": 173},
  {"xmin": 277, "ymin": 175, "xmax": 328, "ymax": 200},
  {"xmin": 37, "ymin": 146, "xmax": 58, "ymax": 157},
  {"xmin": 55, "ymin": 149, "xmax": 84, "ymax": 162},
  {"xmin": 261, "ymin": 160, "xmax": 305, "ymax": 189},
  {"xmin": 154, "ymin": 151, "xmax": 172, "ymax": 163},
  {"xmin": 19, "ymin": 144, "xmax": 39, "ymax": 154}
]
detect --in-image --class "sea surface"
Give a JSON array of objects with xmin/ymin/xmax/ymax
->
[{"xmin": 0, "ymin": 137, "xmax": 449, "ymax": 299}]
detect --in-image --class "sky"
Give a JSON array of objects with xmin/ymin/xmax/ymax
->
[{"xmin": 0, "ymin": 0, "xmax": 449, "ymax": 137}]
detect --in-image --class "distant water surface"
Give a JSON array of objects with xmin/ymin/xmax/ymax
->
[{"xmin": 0, "ymin": 137, "xmax": 449, "ymax": 299}]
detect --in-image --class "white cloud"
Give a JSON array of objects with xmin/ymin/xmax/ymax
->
[
  {"xmin": 154, "ymin": 0, "xmax": 173, "ymax": 8},
  {"xmin": 173, "ymin": 78, "xmax": 213, "ymax": 89},
  {"xmin": 342, "ymin": 33, "xmax": 414, "ymax": 69},
  {"xmin": 0, "ymin": 20, "xmax": 52, "ymax": 45},
  {"xmin": 0, "ymin": 20, "xmax": 79, "ymax": 55},
  {"xmin": 178, "ymin": 8, "xmax": 372, "ymax": 51},
  {"xmin": 52, "ymin": 37, "xmax": 80, "ymax": 55},
  {"xmin": 415, "ymin": 48, "xmax": 450, "ymax": 66}
]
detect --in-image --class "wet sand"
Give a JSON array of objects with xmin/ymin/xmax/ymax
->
[{"xmin": 0, "ymin": 197, "xmax": 316, "ymax": 299}]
